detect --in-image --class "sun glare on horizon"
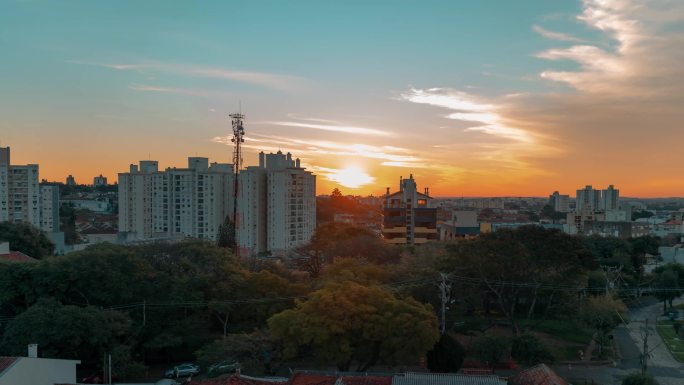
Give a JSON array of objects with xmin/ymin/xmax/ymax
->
[{"xmin": 327, "ymin": 166, "xmax": 375, "ymax": 189}]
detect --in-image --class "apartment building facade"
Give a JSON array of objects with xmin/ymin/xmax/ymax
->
[
  {"xmin": 118, "ymin": 158, "xmax": 234, "ymax": 242},
  {"xmin": 382, "ymin": 174, "xmax": 437, "ymax": 245},
  {"xmin": 0, "ymin": 147, "xmax": 57, "ymax": 233}
]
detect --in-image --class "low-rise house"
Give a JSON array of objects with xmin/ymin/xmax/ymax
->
[
  {"xmin": 0, "ymin": 242, "xmax": 36, "ymax": 263},
  {"xmin": 0, "ymin": 351, "xmax": 80, "ymax": 385}
]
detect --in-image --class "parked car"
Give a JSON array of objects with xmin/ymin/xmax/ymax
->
[
  {"xmin": 207, "ymin": 361, "xmax": 241, "ymax": 378},
  {"xmin": 164, "ymin": 363, "xmax": 201, "ymax": 378}
]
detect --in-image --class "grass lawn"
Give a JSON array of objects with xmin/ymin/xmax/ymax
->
[
  {"xmin": 451, "ymin": 314, "xmax": 595, "ymax": 362},
  {"xmin": 656, "ymin": 320, "xmax": 684, "ymax": 362}
]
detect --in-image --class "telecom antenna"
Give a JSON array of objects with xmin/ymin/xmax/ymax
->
[{"xmin": 230, "ymin": 112, "xmax": 245, "ymax": 255}]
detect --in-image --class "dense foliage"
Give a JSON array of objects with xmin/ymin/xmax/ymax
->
[
  {"xmin": 0, "ymin": 222, "xmax": 55, "ymax": 258},
  {"xmin": 268, "ymin": 281, "xmax": 439, "ymax": 371},
  {"xmin": 0, "ymin": 223, "xmax": 678, "ymax": 377}
]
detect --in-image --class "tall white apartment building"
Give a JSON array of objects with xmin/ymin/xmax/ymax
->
[
  {"xmin": 0, "ymin": 147, "xmax": 59, "ymax": 234},
  {"xmin": 118, "ymin": 160, "xmax": 158, "ymax": 240},
  {"xmin": 40, "ymin": 184, "xmax": 60, "ymax": 232},
  {"xmin": 237, "ymin": 151, "xmax": 316, "ymax": 256},
  {"xmin": 600, "ymin": 185, "xmax": 620, "ymax": 211},
  {"xmin": 118, "ymin": 158, "xmax": 233, "ymax": 242},
  {"xmin": 576, "ymin": 185, "xmax": 601, "ymax": 212},
  {"xmin": 237, "ymin": 165, "xmax": 267, "ymax": 254},
  {"xmin": 0, "ymin": 148, "xmax": 9, "ymax": 223}
]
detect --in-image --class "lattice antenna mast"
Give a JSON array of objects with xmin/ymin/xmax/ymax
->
[{"xmin": 230, "ymin": 112, "xmax": 245, "ymax": 254}]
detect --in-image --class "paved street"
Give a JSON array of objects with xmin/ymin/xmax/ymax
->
[{"xmin": 554, "ymin": 298, "xmax": 684, "ymax": 385}]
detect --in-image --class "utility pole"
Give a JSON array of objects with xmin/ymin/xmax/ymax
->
[
  {"xmin": 229, "ymin": 112, "xmax": 245, "ymax": 256},
  {"xmin": 438, "ymin": 273, "xmax": 452, "ymax": 335},
  {"xmin": 108, "ymin": 353, "xmax": 112, "ymax": 385},
  {"xmin": 143, "ymin": 300, "xmax": 146, "ymax": 326},
  {"xmin": 641, "ymin": 318, "xmax": 650, "ymax": 375}
]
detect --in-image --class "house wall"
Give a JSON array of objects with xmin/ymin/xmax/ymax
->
[{"xmin": 0, "ymin": 357, "xmax": 79, "ymax": 385}]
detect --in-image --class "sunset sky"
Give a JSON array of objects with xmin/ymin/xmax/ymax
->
[{"xmin": 2, "ymin": 0, "xmax": 683, "ymax": 197}]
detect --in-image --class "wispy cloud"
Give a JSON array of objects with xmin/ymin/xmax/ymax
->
[
  {"xmin": 399, "ymin": 88, "xmax": 533, "ymax": 142},
  {"xmin": 533, "ymin": 25, "xmax": 585, "ymax": 42},
  {"xmin": 66, "ymin": 60, "xmax": 304, "ymax": 91},
  {"xmin": 212, "ymin": 133, "xmax": 422, "ymax": 166},
  {"xmin": 128, "ymin": 83, "xmax": 234, "ymax": 98},
  {"xmin": 263, "ymin": 120, "xmax": 391, "ymax": 136},
  {"xmin": 535, "ymin": 0, "xmax": 684, "ymax": 96}
]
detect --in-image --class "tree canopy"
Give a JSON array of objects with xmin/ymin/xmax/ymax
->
[
  {"xmin": 0, "ymin": 222, "xmax": 55, "ymax": 259},
  {"xmin": 268, "ymin": 281, "xmax": 439, "ymax": 371}
]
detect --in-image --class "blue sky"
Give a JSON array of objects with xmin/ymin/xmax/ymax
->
[{"xmin": 2, "ymin": 0, "xmax": 683, "ymax": 196}]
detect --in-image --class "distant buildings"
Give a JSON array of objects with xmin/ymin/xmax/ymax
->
[
  {"xmin": 382, "ymin": 174, "xmax": 437, "ymax": 245},
  {"xmin": 576, "ymin": 185, "xmax": 601, "ymax": 212},
  {"xmin": 600, "ymin": 184, "xmax": 619, "ymax": 211},
  {"xmin": 65, "ymin": 174, "xmax": 76, "ymax": 186},
  {"xmin": 237, "ymin": 151, "xmax": 316, "ymax": 256},
  {"xmin": 118, "ymin": 151, "xmax": 316, "ymax": 256},
  {"xmin": 0, "ymin": 147, "xmax": 59, "ymax": 235},
  {"xmin": 548, "ymin": 191, "xmax": 570, "ymax": 213},
  {"xmin": 439, "ymin": 210, "xmax": 480, "ymax": 240},
  {"xmin": 93, "ymin": 174, "xmax": 108, "ymax": 186}
]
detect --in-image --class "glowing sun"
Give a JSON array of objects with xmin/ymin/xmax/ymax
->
[{"xmin": 328, "ymin": 166, "xmax": 375, "ymax": 189}]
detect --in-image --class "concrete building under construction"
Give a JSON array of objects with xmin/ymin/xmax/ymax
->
[{"xmin": 382, "ymin": 174, "xmax": 437, "ymax": 245}]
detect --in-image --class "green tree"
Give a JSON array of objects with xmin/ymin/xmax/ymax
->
[
  {"xmin": 581, "ymin": 295, "xmax": 627, "ymax": 356},
  {"xmin": 472, "ymin": 334, "xmax": 510, "ymax": 372},
  {"xmin": 426, "ymin": 333, "xmax": 465, "ymax": 373},
  {"xmin": 195, "ymin": 331, "xmax": 282, "ymax": 375},
  {"xmin": 654, "ymin": 268, "xmax": 680, "ymax": 314},
  {"xmin": 510, "ymin": 334, "xmax": 554, "ymax": 366},
  {"xmin": 0, "ymin": 222, "xmax": 55, "ymax": 259},
  {"xmin": 622, "ymin": 372, "xmax": 659, "ymax": 385},
  {"xmin": 268, "ymin": 282, "xmax": 439, "ymax": 371},
  {"xmin": 217, "ymin": 216, "xmax": 236, "ymax": 249},
  {"xmin": 0, "ymin": 299, "xmax": 135, "ymax": 368},
  {"xmin": 587, "ymin": 270, "xmax": 609, "ymax": 295},
  {"xmin": 442, "ymin": 226, "xmax": 593, "ymax": 334}
]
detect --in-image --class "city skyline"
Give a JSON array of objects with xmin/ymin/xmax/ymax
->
[{"xmin": 2, "ymin": 0, "xmax": 684, "ymax": 197}]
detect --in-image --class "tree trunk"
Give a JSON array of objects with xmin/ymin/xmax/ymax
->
[{"xmin": 357, "ymin": 342, "xmax": 381, "ymax": 372}]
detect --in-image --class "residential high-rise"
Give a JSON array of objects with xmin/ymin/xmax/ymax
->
[
  {"xmin": 118, "ymin": 161, "xmax": 158, "ymax": 240},
  {"xmin": 600, "ymin": 184, "xmax": 620, "ymax": 211},
  {"xmin": 0, "ymin": 147, "xmax": 40, "ymax": 227},
  {"xmin": 40, "ymin": 184, "xmax": 60, "ymax": 232},
  {"xmin": 0, "ymin": 147, "xmax": 59, "ymax": 233},
  {"xmin": 548, "ymin": 191, "xmax": 570, "ymax": 213},
  {"xmin": 118, "ymin": 158, "xmax": 233, "ymax": 242},
  {"xmin": 66, "ymin": 175, "xmax": 76, "ymax": 186},
  {"xmin": 576, "ymin": 185, "xmax": 601, "ymax": 212},
  {"xmin": 383, "ymin": 174, "xmax": 437, "ymax": 245},
  {"xmin": 236, "ymin": 151, "xmax": 316, "ymax": 256}
]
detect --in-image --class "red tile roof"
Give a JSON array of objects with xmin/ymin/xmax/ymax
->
[
  {"xmin": 289, "ymin": 373, "xmax": 338, "ymax": 385},
  {"xmin": 508, "ymin": 364, "xmax": 568, "ymax": 385},
  {"xmin": 0, "ymin": 251, "xmax": 36, "ymax": 263},
  {"xmin": 0, "ymin": 357, "xmax": 18, "ymax": 377}
]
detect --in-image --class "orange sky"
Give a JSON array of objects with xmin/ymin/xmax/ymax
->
[{"xmin": 3, "ymin": 0, "xmax": 684, "ymax": 198}]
